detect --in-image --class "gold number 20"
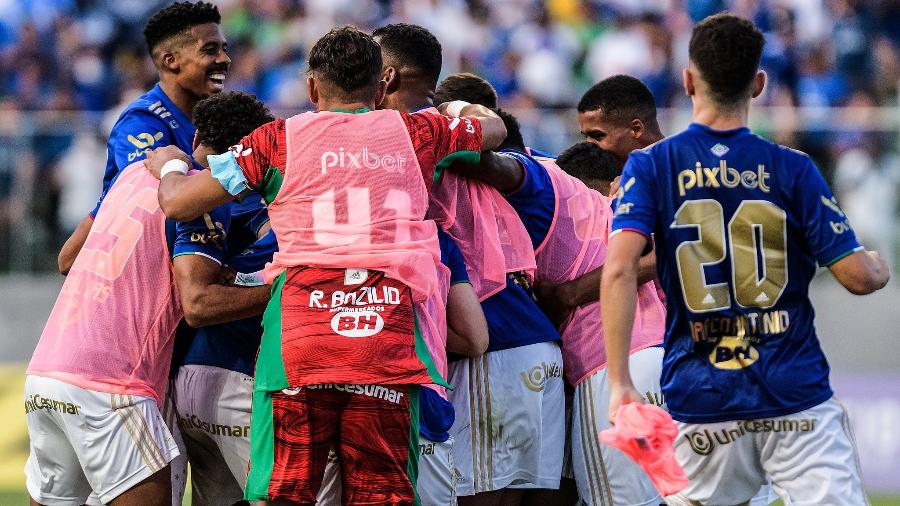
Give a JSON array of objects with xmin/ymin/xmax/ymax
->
[{"xmin": 672, "ymin": 199, "xmax": 787, "ymax": 312}]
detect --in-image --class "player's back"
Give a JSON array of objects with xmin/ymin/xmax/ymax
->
[
  {"xmin": 615, "ymin": 123, "xmax": 863, "ymax": 422},
  {"xmin": 28, "ymin": 162, "xmax": 182, "ymax": 405}
]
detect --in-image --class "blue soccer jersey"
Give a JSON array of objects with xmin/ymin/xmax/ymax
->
[
  {"xmin": 499, "ymin": 149, "xmax": 556, "ymax": 249},
  {"xmin": 611, "ymin": 123, "xmax": 863, "ymax": 423},
  {"xmin": 173, "ymin": 195, "xmax": 271, "ymax": 377},
  {"xmin": 92, "ymin": 84, "xmax": 197, "ymax": 217},
  {"xmin": 419, "ymin": 229, "xmax": 471, "ymax": 443}
]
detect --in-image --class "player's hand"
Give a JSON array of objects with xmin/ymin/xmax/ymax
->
[
  {"xmin": 145, "ymin": 145, "xmax": 191, "ymax": 179},
  {"xmin": 608, "ymin": 175, "xmax": 622, "ymax": 198},
  {"xmin": 608, "ymin": 382, "xmax": 644, "ymax": 424}
]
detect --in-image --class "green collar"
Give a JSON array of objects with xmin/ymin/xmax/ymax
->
[{"xmin": 328, "ymin": 108, "xmax": 371, "ymax": 114}]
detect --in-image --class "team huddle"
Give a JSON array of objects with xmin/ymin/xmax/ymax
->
[{"xmin": 24, "ymin": 2, "xmax": 890, "ymax": 506}]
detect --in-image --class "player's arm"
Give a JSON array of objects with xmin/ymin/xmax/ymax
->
[
  {"xmin": 537, "ymin": 253, "xmax": 657, "ymax": 325},
  {"xmin": 149, "ymin": 120, "xmax": 283, "ymax": 220},
  {"xmin": 796, "ymin": 157, "xmax": 890, "ymax": 295},
  {"xmin": 828, "ymin": 250, "xmax": 890, "ymax": 295},
  {"xmin": 173, "ymin": 254, "xmax": 270, "ymax": 328},
  {"xmin": 438, "ymin": 102, "xmax": 507, "ymax": 151},
  {"xmin": 144, "ymin": 146, "xmax": 235, "ymax": 221},
  {"xmin": 446, "ymin": 282, "xmax": 489, "ymax": 357},
  {"xmin": 601, "ymin": 152, "xmax": 659, "ymax": 422},
  {"xmin": 601, "ymin": 231, "xmax": 649, "ymax": 422},
  {"xmin": 452, "ymin": 150, "xmax": 524, "ymax": 193},
  {"xmin": 58, "ymin": 215, "xmax": 93, "ymax": 275}
]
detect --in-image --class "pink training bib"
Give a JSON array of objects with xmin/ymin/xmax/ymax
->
[
  {"xmin": 267, "ymin": 110, "xmax": 448, "ymax": 386},
  {"xmin": 535, "ymin": 158, "xmax": 665, "ymax": 385},
  {"xmin": 423, "ymin": 107, "xmax": 536, "ymax": 300},
  {"xmin": 28, "ymin": 163, "xmax": 182, "ymax": 405}
]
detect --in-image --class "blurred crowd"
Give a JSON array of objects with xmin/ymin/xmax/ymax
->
[{"xmin": 0, "ymin": 0, "xmax": 899, "ymax": 271}]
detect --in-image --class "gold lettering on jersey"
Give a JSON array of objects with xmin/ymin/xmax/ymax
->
[
  {"xmin": 689, "ymin": 310, "xmax": 790, "ymax": 343},
  {"xmin": 677, "ymin": 161, "xmax": 771, "ymax": 197}
]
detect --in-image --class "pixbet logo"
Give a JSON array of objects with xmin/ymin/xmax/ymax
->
[{"xmin": 320, "ymin": 147, "xmax": 408, "ymax": 174}]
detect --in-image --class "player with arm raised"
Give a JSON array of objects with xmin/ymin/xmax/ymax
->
[
  {"xmin": 144, "ymin": 26, "xmax": 505, "ymax": 504},
  {"xmin": 23, "ymin": 92, "xmax": 272, "ymax": 506},
  {"xmin": 602, "ymin": 14, "xmax": 888, "ymax": 505},
  {"xmin": 58, "ymin": 1, "xmax": 230, "ymax": 275}
]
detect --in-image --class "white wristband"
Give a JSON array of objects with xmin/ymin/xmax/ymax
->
[
  {"xmin": 234, "ymin": 270, "xmax": 266, "ymax": 287},
  {"xmin": 445, "ymin": 100, "xmax": 471, "ymax": 118},
  {"xmin": 160, "ymin": 159, "xmax": 189, "ymax": 178}
]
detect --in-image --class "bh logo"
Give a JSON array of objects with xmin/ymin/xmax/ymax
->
[
  {"xmin": 331, "ymin": 311, "xmax": 384, "ymax": 338},
  {"xmin": 709, "ymin": 336, "xmax": 758, "ymax": 370}
]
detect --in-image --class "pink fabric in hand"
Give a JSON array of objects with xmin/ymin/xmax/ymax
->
[{"xmin": 599, "ymin": 403, "xmax": 689, "ymax": 496}]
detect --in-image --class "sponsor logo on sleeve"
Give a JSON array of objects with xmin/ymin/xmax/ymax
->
[
  {"xmin": 821, "ymin": 195, "xmax": 853, "ymax": 234},
  {"xmin": 126, "ymin": 131, "xmax": 165, "ymax": 162}
]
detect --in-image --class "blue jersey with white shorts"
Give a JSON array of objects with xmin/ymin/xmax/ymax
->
[
  {"xmin": 173, "ymin": 195, "xmax": 271, "ymax": 377},
  {"xmin": 470, "ymin": 148, "xmax": 560, "ymax": 354},
  {"xmin": 92, "ymin": 83, "xmax": 196, "ymax": 217},
  {"xmin": 419, "ymin": 229, "xmax": 472, "ymax": 443},
  {"xmin": 611, "ymin": 123, "xmax": 863, "ymax": 423}
]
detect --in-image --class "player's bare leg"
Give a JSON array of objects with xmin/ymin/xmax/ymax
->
[{"xmin": 108, "ymin": 465, "xmax": 172, "ymax": 506}]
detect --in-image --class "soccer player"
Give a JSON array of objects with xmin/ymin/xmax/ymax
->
[
  {"xmin": 143, "ymin": 26, "xmax": 506, "ymax": 504},
  {"xmin": 373, "ymin": 23, "xmax": 491, "ymax": 505},
  {"xmin": 23, "ymin": 92, "xmax": 272, "ymax": 506},
  {"xmin": 439, "ymin": 72, "xmax": 667, "ymax": 504},
  {"xmin": 555, "ymin": 142, "xmax": 621, "ymax": 196},
  {"xmin": 58, "ymin": 1, "xmax": 230, "ymax": 274},
  {"xmin": 602, "ymin": 14, "xmax": 889, "ymax": 505},
  {"xmin": 434, "ymin": 72, "xmax": 499, "ymax": 110},
  {"xmin": 168, "ymin": 91, "xmax": 274, "ymax": 505},
  {"xmin": 576, "ymin": 75, "xmax": 664, "ymax": 169}
]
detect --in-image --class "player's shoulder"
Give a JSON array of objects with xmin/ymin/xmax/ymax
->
[{"xmin": 116, "ymin": 87, "xmax": 176, "ymax": 126}]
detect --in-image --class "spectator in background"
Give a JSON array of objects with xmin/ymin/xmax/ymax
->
[
  {"xmin": 834, "ymin": 91, "xmax": 900, "ymax": 266},
  {"xmin": 1, "ymin": 0, "xmax": 899, "ymax": 271},
  {"xmin": 55, "ymin": 128, "xmax": 105, "ymax": 235}
]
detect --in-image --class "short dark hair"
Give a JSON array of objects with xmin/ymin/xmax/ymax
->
[
  {"xmin": 372, "ymin": 23, "xmax": 442, "ymax": 85},
  {"xmin": 689, "ymin": 14, "xmax": 764, "ymax": 105},
  {"xmin": 434, "ymin": 72, "xmax": 498, "ymax": 109},
  {"xmin": 308, "ymin": 26, "xmax": 383, "ymax": 96},
  {"xmin": 556, "ymin": 142, "xmax": 620, "ymax": 184},
  {"xmin": 143, "ymin": 2, "xmax": 221, "ymax": 54},
  {"xmin": 495, "ymin": 108, "xmax": 525, "ymax": 152},
  {"xmin": 193, "ymin": 92, "xmax": 274, "ymax": 153},
  {"xmin": 577, "ymin": 75, "xmax": 658, "ymax": 125}
]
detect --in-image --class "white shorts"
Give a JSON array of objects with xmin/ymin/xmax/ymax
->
[
  {"xmin": 449, "ymin": 341, "xmax": 565, "ymax": 495},
  {"xmin": 162, "ymin": 379, "xmax": 187, "ymax": 506},
  {"xmin": 667, "ymin": 396, "xmax": 867, "ymax": 506},
  {"xmin": 418, "ymin": 436, "xmax": 456, "ymax": 506},
  {"xmin": 24, "ymin": 375, "xmax": 180, "ymax": 506},
  {"xmin": 572, "ymin": 346, "xmax": 664, "ymax": 506},
  {"xmin": 173, "ymin": 364, "xmax": 252, "ymax": 505}
]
